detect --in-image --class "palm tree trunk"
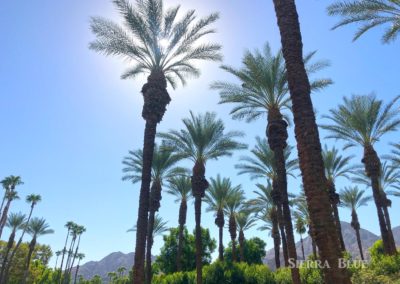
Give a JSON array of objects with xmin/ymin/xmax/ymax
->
[
  {"xmin": 68, "ymin": 235, "xmax": 82, "ymax": 278},
  {"xmin": 59, "ymin": 230, "xmax": 70, "ymax": 284},
  {"xmin": 229, "ymin": 214, "xmax": 237, "ymax": 262},
  {"xmin": 309, "ymin": 226, "xmax": 317, "ymax": 257},
  {"xmin": 215, "ymin": 209, "xmax": 225, "ymax": 262},
  {"xmin": 363, "ymin": 145, "xmax": 396, "ymax": 255},
  {"xmin": 64, "ymin": 236, "xmax": 77, "ymax": 283},
  {"xmin": 272, "ymin": 180, "xmax": 288, "ymax": 266},
  {"xmin": 191, "ymin": 160, "xmax": 209, "ymax": 284},
  {"xmin": 55, "ymin": 255, "xmax": 59, "ymax": 271},
  {"xmin": 300, "ymin": 235, "xmax": 305, "ymax": 260},
  {"xmin": 271, "ymin": 0, "xmax": 351, "ymax": 282},
  {"xmin": 73, "ymin": 263, "xmax": 80, "ymax": 284},
  {"xmin": 177, "ymin": 199, "xmax": 187, "ymax": 271},
  {"xmin": 133, "ymin": 70, "xmax": 170, "ymax": 284},
  {"xmin": 351, "ymin": 210, "xmax": 364, "ymax": 260},
  {"xmin": 0, "ymin": 230, "xmax": 16, "ymax": 282},
  {"xmin": 0, "ymin": 192, "xmax": 7, "ymax": 220},
  {"xmin": 238, "ymin": 229, "xmax": 245, "ymax": 262},
  {"xmin": 22, "ymin": 237, "xmax": 36, "ymax": 284},
  {"xmin": 0, "ymin": 198, "xmax": 12, "ymax": 238},
  {"xmin": 272, "ymin": 210, "xmax": 281, "ymax": 269},
  {"xmin": 381, "ymin": 193, "xmax": 396, "ymax": 254},
  {"xmin": 327, "ymin": 180, "xmax": 346, "ymax": 251}
]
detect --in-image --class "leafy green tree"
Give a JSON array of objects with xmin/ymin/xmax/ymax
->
[
  {"xmin": 340, "ymin": 186, "xmax": 372, "ymax": 260},
  {"xmin": 0, "ymin": 176, "xmax": 23, "ymax": 238},
  {"xmin": 159, "ymin": 111, "xmax": 246, "ymax": 282},
  {"xmin": 236, "ymin": 211, "xmax": 257, "ymax": 262},
  {"xmin": 166, "ymin": 176, "xmax": 192, "ymax": 271},
  {"xmin": 89, "ymin": 0, "xmax": 222, "ymax": 280},
  {"xmin": 327, "ymin": 0, "xmax": 400, "ymax": 43},
  {"xmin": 322, "ymin": 94, "xmax": 400, "ymax": 255},
  {"xmin": 224, "ymin": 237, "xmax": 267, "ymax": 265},
  {"xmin": 155, "ymin": 227, "xmax": 216, "ymax": 274}
]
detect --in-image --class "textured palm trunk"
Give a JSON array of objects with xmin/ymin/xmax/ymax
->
[
  {"xmin": 68, "ymin": 234, "xmax": 82, "ymax": 280},
  {"xmin": 73, "ymin": 263, "xmax": 80, "ymax": 284},
  {"xmin": 177, "ymin": 199, "xmax": 187, "ymax": 271},
  {"xmin": 22, "ymin": 237, "xmax": 36, "ymax": 284},
  {"xmin": 381, "ymin": 193, "xmax": 396, "ymax": 253},
  {"xmin": 309, "ymin": 226, "xmax": 317, "ymax": 257},
  {"xmin": 0, "ymin": 198, "xmax": 12, "ymax": 239},
  {"xmin": 271, "ymin": 209, "xmax": 281, "ymax": 268},
  {"xmin": 133, "ymin": 71, "xmax": 170, "ymax": 284},
  {"xmin": 59, "ymin": 230, "xmax": 70, "ymax": 284},
  {"xmin": 362, "ymin": 145, "xmax": 396, "ymax": 255},
  {"xmin": 191, "ymin": 160, "xmax": 209, "ymax": 284},
  {"xmin": 351, "ymin": 210, "xmax": 364, "ymax": 260},
  {"xmin": 215, "ymin": 209, "xmax": 225, "ymax": 261},
  {"xmin": 145, "ymin": 181, "xmax": 162, "ymax": 284},
  {"xmin": 0, "ymin": 230, "xmax": 16, "ymax": 282},
  {"xmin": 64, "ymin": 236, "xmax": 77, "ymax": 283},
  {"xmin": 229, "ymin": 214, "xmax": 238, "ymax": 262},
  {"xmin": 327, "ymin": 180, "xmax": 346, "ymax": 251},
  {"xmin": 300, "ymin": 235, "xmax": 305, "ymax": 260},
  {"xmin": 267, "ymin": 108, "xmax": 300, "ymax": 283},
  {"xmin": 272, "ymin": 1, "xmax": 351, "ymax": 282},
  {"xmin": 0, "ymin": 192, "xmax": 7, "ymax": 220},
  {"xmin": 272, "ymin": 179, "xmax": 288, "ymax": 266},
  {"xmin": 238, "ymin": 229, "xmax": 245, "ymax": 262}
]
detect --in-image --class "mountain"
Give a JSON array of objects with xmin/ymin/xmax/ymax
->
[{"xmin": 263, "ymin": 221, "xmax": 397, "ymax": 270}]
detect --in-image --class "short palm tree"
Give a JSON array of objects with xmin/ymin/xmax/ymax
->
[
  {"xmin": 3, "ymin": 194, "xmax": 42, "ymax": 282},
  {"xmin": 90, "ymin": 1, "xmax": 222, "ymax": 280},
  {"xmin": 294, "ymin": 215, "xmax": 307, "ymax": 260},
  {"xmin": 0, "ymin": 175, "xmax": 23, "ymax": 238},
  {"xmin": 122, "ymin": 143, "xmax": 183, "ymax": 283},
  {"xmin": 205, "ymin": 175, "xmax": 240, "ymax": 261},
  {"xmin": 322, "ymin": 145, "xmax": 355, "ymax": 251},
  {"xmin": 327, "ymin": 0, "xmax": 400, "ymax": 43},
  {"xmin": 159, "ymin": 111, "xmax": 246, "ymax": 283},
  {"xmin": 236, "ymin": 210, "xmax": 257, "ymax": 262},
  {"xmin": 340, "ymin": 187, "xmax": 372, "ymax": 260},
  {"xmin": 271, "ymin": 1, "xmax": 351, "ymax": 281},
  {"xmin": 166, "ymin": 175, "xmax": 192, "ymax": 271},
  {"xmin": 224, "ymin": 188, "xmax": 245, "ymax": 263},
  {"xmin": 73, "ymin": 253, "xmax": 85, "ymax": 284},
  {"xmin": 22, "ymin": 217, "xmax": 54, "ymax": 284},
  {"xmin": 322, "ymin": 94, "xmax": 400, "ymax": 255},
  {"xmin": 0, "ymin": 212, "xmax": 26, "ymax": 282},
  {"xmin": 236, "ymin": 137, "xmax": 297, "ymax": 266}
]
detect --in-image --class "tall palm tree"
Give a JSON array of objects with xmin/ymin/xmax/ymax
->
[
  {"xmin": 340, "ymin": 187, "xmax": 372, "ymax": 260},
  {"xmin": 22, "ymin": 217, "xmax": 54, "ymax": 284},
  {"xmin": 73, "ymin": 253, "xmax": 85, "ymax": 284},
  {"xmin": 89, "ymin": 1, "xmax": 222, "ymax": 281},
  {"xmin": 59, "ymin": 221, "xmax": 76, "ymax": 284},
  {"xmin": 64, "ymin": 223, "xmax": 81, "ymax": 282},
  {"xmin": 122, "ymin": 143, "xmax": 183, "ymax": 284},
  {"xmin": 322, "ymin": 145, "xmax": 355, "ymax": 251},
  {"xmin": 294, "ymin": 215, "xmax": 306, "ymax": 260},
  {"xmin": 327, "ymin": 0, "xmax": 400, "ymax": 43},
  {"xmin": 204, "ymin": 175, "xmax": 238, "ymax": 261},
  {"xmin": 0, "ymin": 212, "xmax": 26, "ymax": 282},
  {"xmin": 271, "ymin": 1, "xmax": 350, "ymax": 282},
  {"xmin": 322, "ymin": 94, "xmax": 400, "ymax": 255},
  {"xmin": 236, "ymin": 210, "xmax": 257, "ymax": 262},
  {"xmin": 54, "ymin": 250, "xmax": 62, "ymax": 271},
  {"xmin": 3, "ymin": 194, "xmax": 42, "ymax": 282},
  {"xmin": 159, "ymin": 111, "xmax": 246, "ymax": 284},
  {"xmin": 166, "ymin": 176, "xmax": 192, "ymax": 271},
  {"xmin": 67, "ymin": 225, "xmax": 86, "ymax": 281},
  {"xmin": 0, "ymin": 175, "xmax": 23, "ymax": 238},
  {"xmin": 236, "ymin": 137, "xmax": 297, "ymax": 266}
]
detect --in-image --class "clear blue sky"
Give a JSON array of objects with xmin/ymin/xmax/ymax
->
[{"xmin": 1, "ymin": 0, "xmax": 399, "ymax": 266}]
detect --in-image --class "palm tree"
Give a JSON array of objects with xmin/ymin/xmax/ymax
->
[
  {"xmin": 322, "ymin": 145, "xmax": 355, "ymax": 251},
  {"xmin": 271, "ymin": 1, "xmax": 350, "ymax": 282},
  {"xmin": 340, "ymin": 187, "xmax": 372, "ymax": 260},
  {"xmin": 2, "ymin": 194, "xmax": 41, "ymax": 282},
  {"xmin": 22, "ymin": 217, "xmax": 54, "ymax": 284},
  {"xmin": 327, "ymin": 0, "xmax": 400, "ymax": 43},
  {"xmin": 236, "ymin": 137, "xmax": 297, "ymax": 266},
  {"xmin": 0, "ymin": 212, "xmax": 26, "ymax": 282},
  {"xmin": 73, "ymin": 253, "xmax": 85, "ymax": 284},
  {"xmin": 204, "ymin": 175, "xmax": 237, "ymax": 261},
  {"xmin": 159, "ymin": 111, "xmax": 246, "ymax": 283},
  {"xmin": 236, "ymin": 210, "xmax": 256, "ymax": 262},
  {"xmin": 64, "ymin": 224, "xmax": 81, "ymax": 283},
  {"xmin": 166, "ymin": 175, "xmax": 192, "ymax": 271},
  {"xmin": 54, "ymin": 250, "xmax": 62, "ymax": 270},
  {"xmin": 294, "ymin": 215, "xmax": 306, "ymax": 260},
  {"xmin": 67, "ymin": 225, "xmax": 86, "ymax": 281},
  {"xmin": 59, "ymin": 221, "xmax": 76, "ymax": 283},
  {"xmin": 89, "ymin": 1, "xmax": 222, "ymax": 280},
  {"xmin": 122, "ymin": 143, "xmax": 183, "ymax": 284},
  {"xmin": 0, "ymin": 175, "xmax": 23, "ymax": 238},
  {"xmin": 322, "ymin": 94, "xmax": 400, "ymax": 255}
]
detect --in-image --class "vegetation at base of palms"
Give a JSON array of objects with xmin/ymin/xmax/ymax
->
[
  {"xmin": 327, "ymin": 0, "xmax": 400, "ymax": 43},
  {"xmin": 154, "ymin": 227, "xmax": 216, "ymax": 274},
  {"xmin": 89, "ymin": 0, "xmax": 222, "ymax": 280},
  {"xmin": 236, "ymin": 210, "xmax": 257, "ymax": 262},
  {"xmin": 159, "ymin": 111, "xmax": 246, "ymax": 283},
  {"xmin": 122, "ymin": 143, "xmax": 183, "ymax": 284},
  {"xmin": 223, "ymin": 237, "xmax": 266, "ymax": 265},
  {"xmin": 340, "ymin": 186, "xmax": 372, "ymax": 260},
  {"xmin": 204, "ymin": 175, "xmax": 241, "ymax": 262},
  {"xmin": 0, "ymin": 176, "xmax": 23, "ymax": 239},
  {"xmin": 166, "ymin": 175, "xmax": 192, "ymax": 271},
  {"xmin": 322, "ymin": 94, "xmax": 400, "ymax": 255},
  {"xmin": 322, "ymin": 144, "xmax": 355, "ymax": 251},
  {"xmin": 22, "ymin": 217, "xmax": 54, "ymax": 284}
]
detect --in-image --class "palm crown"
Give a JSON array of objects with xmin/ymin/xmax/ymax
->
[
  {"xmin": 340, "ymin": 186, "xmax": 372, "ymax": 210},
  {"xmin": 236, "ymin": 210, "xmax": 256, "ymax": 232},
  {"xmin": 26, "ymin": 194, "xmax": 41, "ymax": 206},
  {"xmin": 166, "ymin": 175, "xmax": 192, "ymax": 203},
  {"xmin": 6, "ymin": 212, "xmax": 26, "ymax": 231},
  {"xmin": 322, "ymin": 144, "xmax": 355, "ymax": 182},
  {"xmin": 89, "ymin": 0, "xmax": 222, "ymax": 88},
  {"xmin": 211, "ymin": 42, "xmax": 332, "ymax": 122},
  {"xmin": 321, "ymin": 94, "xmax": 400, "ymax": 149},
  {"xmin": 327, "ymin": 0, "xmax": 400, "ymax": 43},
  {"xmin": 248, "ymin": 182, "xmax": 274, "ymax": 215},
  {"xmin": 128, "ymin": 213, "xmax": 168, "ymax": 238},
  {"xmin": 27, "ymin": 218, "xmax": 54, "ymax": 238},
  {"xmin": 1, "ymin": 176, "xmax": 23, "ymax": 191},
  {"xmin": 205, "ymin": 175, "xmax": 240, "ymax": 213}
]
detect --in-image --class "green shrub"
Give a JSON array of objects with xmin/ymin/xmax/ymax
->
[
  {"xmin": 152, "ymin": 271, "xmax": 196, "ymax": 284},
  {"xmin": 274, "ymin": 268, "xmax": 292, "ymax": 284}
]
